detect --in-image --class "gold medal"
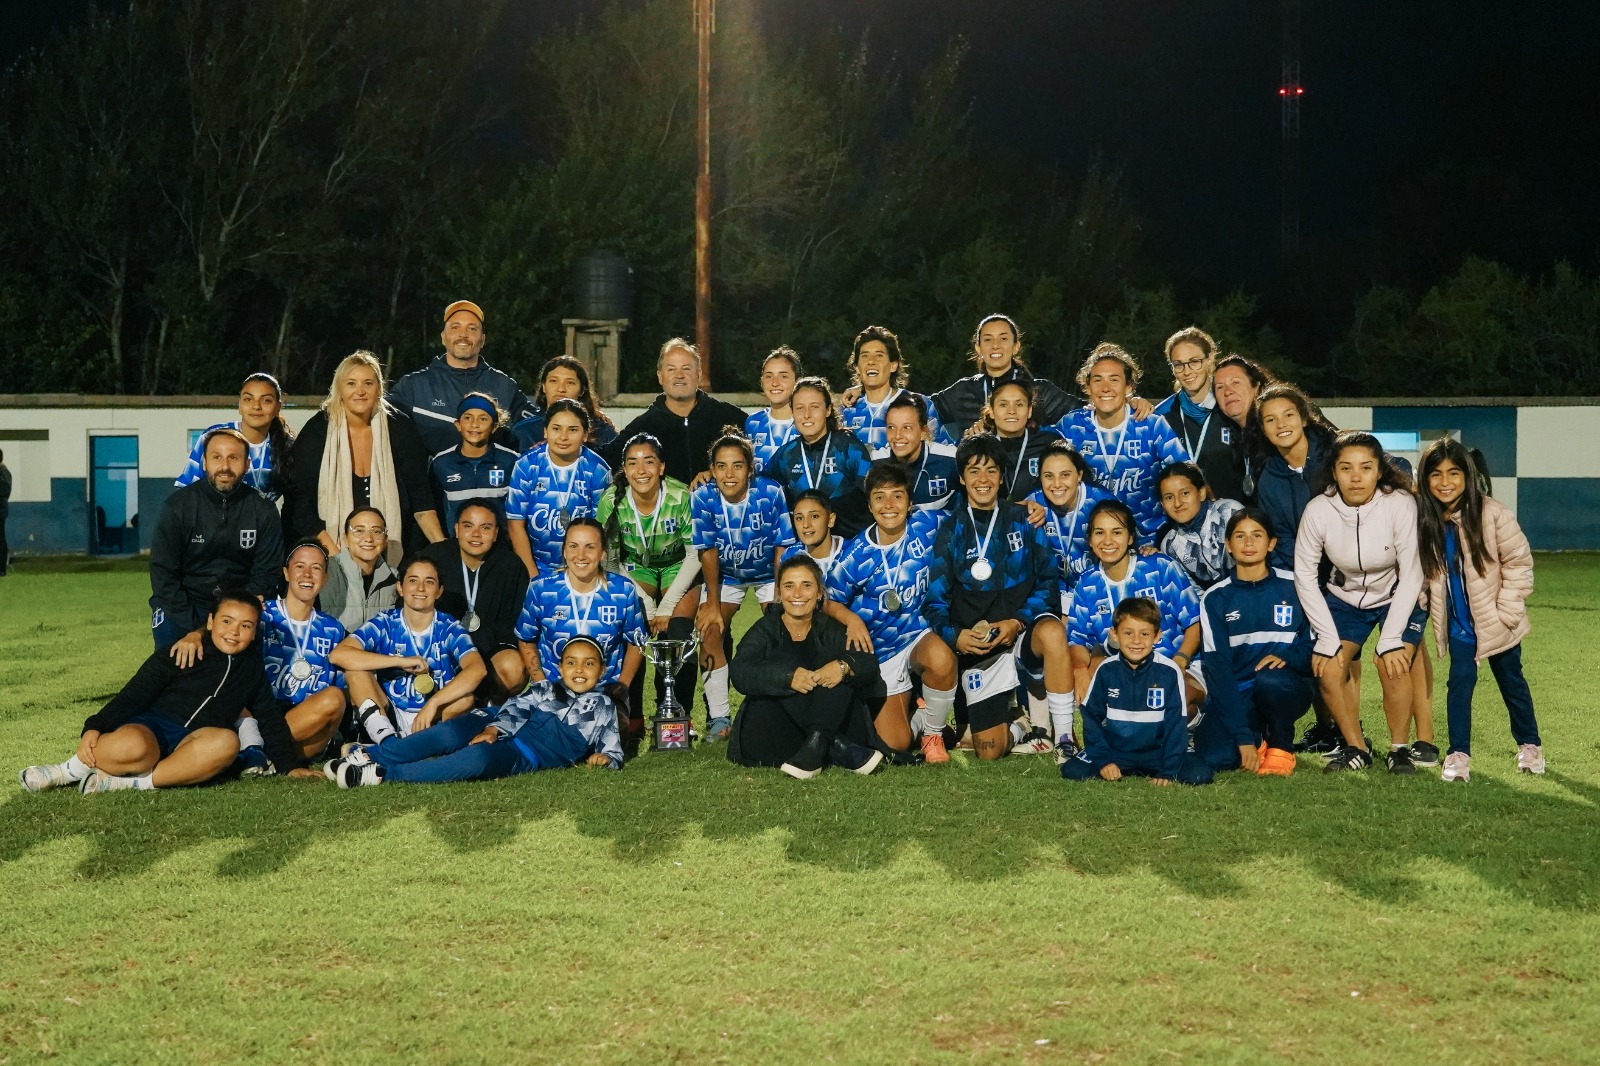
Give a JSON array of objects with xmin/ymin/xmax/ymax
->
[{"xmin": 413, "ymin": 672, "xmax": 436, "ymax": 696}]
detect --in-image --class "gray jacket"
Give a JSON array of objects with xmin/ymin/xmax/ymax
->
[{"xmin": 319, "ymin": 551, "xmax": 398, "ymax": 632}]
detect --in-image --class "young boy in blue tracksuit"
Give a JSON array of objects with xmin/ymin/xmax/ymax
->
[
  {"xmin": 1198, "ymin": 508, "xmax": 1315, "ymax": 775},
  {"xmin": 1061, "ymin": 597, "xmax": 1213, "ymax": 786},
  {"xmin": 324, "ymin": 636, "xmax": 622, "ymax": 787}
]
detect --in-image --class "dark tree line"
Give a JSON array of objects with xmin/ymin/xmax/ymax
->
[{"xmin": 2, "ymin": 0, "xmax": 1596, "ymax": 399}]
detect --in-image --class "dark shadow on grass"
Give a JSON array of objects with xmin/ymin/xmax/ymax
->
[{"xmin": 2, "ymin": 751, "xmax": 1598, "ymax": 910}]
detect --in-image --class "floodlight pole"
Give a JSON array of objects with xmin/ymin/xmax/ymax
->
[{"xmin": 694, "ymin": 0, "xmax": 714, "ymax": 386}]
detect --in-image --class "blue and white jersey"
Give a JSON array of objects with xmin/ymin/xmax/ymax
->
[
  {"xmin": 350, "ymin": 609, "xmax": 479, "ymax": 731},
  {"xmin": 504, "ymin": 444, "xmax": 613, "ymax": 570},
  {"xmin": 1025, "ymin": 483, "xmax": 1115, "ymax": 606},
  {"xmin": 1066, "ymin": 552, "xmax": 1201, "ymax": 659},
  {"xmin": 923, "ymin": 502, "xmax": 1058, "ymax": 648},
  {"xmin": 514, "ymin": 570, "xmax": 647, "ymax": 688},
  {"xmin": 870, "ymin": 440, "xmax": 959, "ymax": 512},
  {"xmin": 176, "ymin": 421, "xmax": 278, "ymax": 499},
  {"xmin": 840, "ymin": 389, "xmax": 948, "ymax": 452},
  {"xmin": 828, "ymin": 511, "xmax": 941, "ymax": 657},
  {"xmin": 489, "ymin": 681, "xmax": 624, "ymax": 770},
  {"xmin": 744, "ymin": 409, "xmax": 796, "ymax": 475},
  {"xmin": 1054, "ymin": 406, "xmax": 1188, "ymax": 541},
  {"xmin": 259, "ymin": 598, "xmax": 346, "ymax": 703},
  {"xmin": 765, "ymin": 429, "xmax": 875, "ymax": 538},
  {"xmin": 780, "ymin": 536, "xmax": 849, "ymax": 589},
  {"xmin": 691, "ymin": 479, "xmax": 796, "ymax": 585},
  {"xmin": 1158, "ymin": 497, "xmax": 1245, "ymax": 590},
  {"xmin": 429, "ymin": 442, "xmax": 521, "ymax": 529},
  {"xmin": 1199, "ymin": 567, "xmax": 1314, "ymax": 689}
]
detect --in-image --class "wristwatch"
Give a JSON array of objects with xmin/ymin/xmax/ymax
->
[{"xmin": 836, "ymin": 658, "xmax": 851, "ymax": 677}]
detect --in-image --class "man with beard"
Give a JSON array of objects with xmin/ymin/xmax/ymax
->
[
  {"xmin": 390, "ymin": 301, "xmax": 536, "ymax": 455},
  {"xmin": 148, "ymin": 428, "xmax": 284, "ymax": 664}
]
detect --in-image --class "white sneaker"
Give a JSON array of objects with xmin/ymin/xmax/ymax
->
[
  {"xmin": 336, "ymin": 761, "xmax": 385, "ymax": 788},
  {"xmin": 1440, "ymin": 751, "xmax": 1470, "ymax": 783},
  {"xmin": 19, "ymin": 763, "xmax": 76, "ymax": 793},
  {"xmin": 1516, "ymin": 744, "xmax": 1545, "ymax": 775}
]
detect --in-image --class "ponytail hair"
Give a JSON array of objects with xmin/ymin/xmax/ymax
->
[{"xmin": 242, "ymin": 372, "xmax": 293, "ymax": 498}]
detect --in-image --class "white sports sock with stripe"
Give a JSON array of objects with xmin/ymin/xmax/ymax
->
[
  {"xmin": 63, "ymin": 755, "xmax": 91, "ymax": 782},
  {"xmin": 1047, "ymin": 692, "xmax": 1076, "ymax": 742},
  {"xmin": 704, "ymin": 666, "xmax": 731, "ymax": 719}
]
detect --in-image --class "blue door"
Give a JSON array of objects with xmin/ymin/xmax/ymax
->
[{"xmin": 90, "ymin": 435, "xmax": 140, "ymax": 554}]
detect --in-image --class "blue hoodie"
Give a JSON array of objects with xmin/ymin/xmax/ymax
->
[{"xmin": 1254, "ymin": 425, "xmax": 1331, "ymax": 569}]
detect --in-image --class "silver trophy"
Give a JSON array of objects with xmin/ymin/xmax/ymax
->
[{"xmin": 643, "ymin": 630, "xmax": 702, "ymax": 752}]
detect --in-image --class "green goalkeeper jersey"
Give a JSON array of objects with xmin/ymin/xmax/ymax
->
[{"xmin": 596, "ymin": 478, "xmax": 695, "ymax": 573}]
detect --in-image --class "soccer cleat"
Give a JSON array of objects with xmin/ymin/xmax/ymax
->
[
  {"xmin": 1011, "ymin": 725, "xmax": 1054, "ymax": 755},
  {"xmin": 19, "ymin": 763, "xmax": 76, "ymax": 793},
  {"xmin": 1256, "ymin": 747, "xmax": 1297, "ymax": 776},
  {"xmin": 1294, "ymin": 720, "xmax": 1342, "ymax": 756},
  {"xmin": 336, "ymin": 761, "xmax": 385, "ymax": 788},
  {"xmin": 1409, "ymin": 740, "xmax": 1440, "ymax": 768},
  {"xmin": 237, "ymin": 746, "xmax": 276, "ymax": 779},
  {"xmin": 1323, "ymin": 745, "xmax": 1373, "ymax": 773},
  {"xmin": 321, "ymin": 758, "xmax": 343, "ymax": 782},
  {"xmin": 828, "ymin": 737, "xmax": 884, "ymax": 776},
  {"xmin": 705, "ymin": 716, "xmax": 733, "ymax": 743},
  {"xmin": 920, "ymin": 731, "xmax": 950, "ymax": 765},
  {"xmin": 1386, "ymin": 746, "xmax": 1418, "ymax": 775},
  {"xmin": 780, "ymin": 731, "xmax": 830, "ymax": 780},
  {"xmin": 1055, "ymin": 735, "xmax": 1080, "ymax": 766},
  {"xmin": 1441, "ymin": 751, "xmax": 1471, "ymax": 782},
  {"xmin": 1516, "ymin": 743, "xmax": 1545, "ymax": 775}
]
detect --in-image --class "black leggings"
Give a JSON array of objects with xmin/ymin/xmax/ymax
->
[{"xmin": 732, "ymin": 688, "xmax": 863, "ymax": 767}]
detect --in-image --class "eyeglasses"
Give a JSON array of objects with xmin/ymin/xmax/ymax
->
[
  {"xmin": 1169, "ymin": 357, "xmax": 1209, "ymax": 372},
  {"xmin": 347, "ymin": 526, "xmax": 387, "ymax": 539}
]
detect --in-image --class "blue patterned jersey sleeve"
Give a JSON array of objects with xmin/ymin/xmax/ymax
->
[{"xmin": 923, "ymin": 515, "xmax": 961, "ymax": 646}]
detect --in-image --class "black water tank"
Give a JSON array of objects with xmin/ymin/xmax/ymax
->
[{"xmin": 572, "ymin": 250, "xmax": 634, "ymax": 321}]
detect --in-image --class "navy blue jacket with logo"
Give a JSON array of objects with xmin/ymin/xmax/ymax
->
[
  {"xmin": 428, "ymin": 442, "xmax": 521, "ymax": 529},
  {"xmin": 149, "ymin": 480, "xmax": 284, "ymax": 632},
  {"xmin": 389, "ymin": 354, "xmax": 537, "ymax": 456},
  {"xmin": 1080, "ymin": 652, "xmax": 1190, "ymax": 776}
]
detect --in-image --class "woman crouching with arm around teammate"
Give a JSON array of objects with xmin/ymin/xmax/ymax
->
[
  {"xmin": 1293, "ymin": 431, "xmax": 1428, "ymax": 774},
  {"xmin": 1417, "ymin": 440, "xmax": 1543, "ymax": 781},
  {"xmin": 728, "ymin": 555, "xmax": 885, "ymax": 779}
]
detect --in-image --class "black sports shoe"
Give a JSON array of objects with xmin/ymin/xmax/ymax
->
[
  {"xmin": 1295, "ymin": 720, "xmax": 1342, "ymax": 755},
  {"xmin": 1385, "ymin": 746, "xmax": 1418, "ymax": 775},
  {"xmin": 1324, "ymin": 745, "xmax": 1373, "ymax": 773},
  {"xmin": 1409, "ymin": 740, "xmax": 1440, "ymax": 767},
  {"xmin": 781, "ymin": 731, "xmax": 831, "ymax": 780},
  {"xmin": 827, "ymin": 737, "xmax": 884, "ymax": 776}
]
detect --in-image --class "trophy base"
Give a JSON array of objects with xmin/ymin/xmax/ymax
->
[{"xmin": 651, "ymin": 715, "xmax": 694, "ymax": 753}]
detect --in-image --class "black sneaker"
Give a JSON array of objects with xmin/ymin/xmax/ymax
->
[
  {"xmin": 827, "ymin": 737, "xmax": 884, "ymax": 776},
  {"xmin": 1409, "ymin": 740, "xmax": 1440, "ymax": 767},
  {"xmin": 1385, "ymin": 746, "xmax": 1418, "ymax": 775},
  {"xmin": 1295, "ymin": 720, "xmax": 1342, "ymax": 756},
  {"xmin": 1324, "ymin": 745, "xmax": 1373, "ymax": 773},
  {"xmin": 781, "ymin": 731, "xmax": 831, "ymax": 780}
]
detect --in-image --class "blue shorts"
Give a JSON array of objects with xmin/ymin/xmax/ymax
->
[
  {"xmin": 123, "ymin": 714, "xmax": 198, "ymax": 758},
  {"xmin": 1325, "ymin": 596, "xmax": 1427, "ymax": 651}
]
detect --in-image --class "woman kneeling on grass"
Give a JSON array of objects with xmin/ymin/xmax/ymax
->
[
  {"xmin": 324, "ymin": 636, "xmax": 622, "ymax": 787},
  {"xmin": 1416, "ymin": 439, "xmax": 1544, "ymax": 782},
  {"xmin": 728, "ymin": 555, "xmax": 885, "ymax": 780}
]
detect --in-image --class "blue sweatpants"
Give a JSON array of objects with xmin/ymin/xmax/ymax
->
[
  {"xmin": 1060, "ymin": 748, "xmax": 1213, "ymax": 785},
  {"xmin": 1447, "ymin": 639, "xmax": 1540, "ymax": 756},
  {"xmin": 369, "ymin": 711, "xmax": 541, "ymax": 784},
  {"xmin": 1194, "ymin": 666, "xmax": 1312, "ymax": 770}
]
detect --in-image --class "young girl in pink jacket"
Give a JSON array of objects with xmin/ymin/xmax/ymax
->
[{"xmin": 1417, "ymin": 440, "xmax": 1542, "ymax": 782}]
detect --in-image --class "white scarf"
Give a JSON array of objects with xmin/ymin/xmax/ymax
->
[{"xmin": 319, "ymin": 403, "xmax": 404, "ymax": 565}]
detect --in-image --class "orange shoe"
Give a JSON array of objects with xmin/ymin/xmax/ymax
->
[
  {"xmin": 920, "ymin": 731, "xmax": 950, "ymax": 764},
  {"xmin": 1257, "ymin": 747, "xmax": 1297, "ymax": 776}
]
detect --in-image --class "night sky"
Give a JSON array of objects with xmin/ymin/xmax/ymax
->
[{"xmin": 7, "ymin": 0, "xmax": 1597, "ymax": 288}]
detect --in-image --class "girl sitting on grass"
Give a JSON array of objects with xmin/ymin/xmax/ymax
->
[{"xmin": 1416, "ymin": 439, "xmax": 1544, "ymax": 782}]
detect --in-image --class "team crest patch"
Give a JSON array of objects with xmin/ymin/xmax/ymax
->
[
  {"xmin": 239, "ymin": 529, "xmax": 257, "ymax": 549},
  {"xmin": 1220, "ymin": 426, "xmax": 1233, "ymax": 445},
  {"xmin": 1006, "ymin": 531, "xmax": 1023, "ymax": 553},
  {"xmin": 1029, "ymin": 457, "xmax": 1040, "ymax": 476},
  {"xmin": 1147, "ymin": 687, "xmax": 1166, "ymax": 710},
  {"xmin": 489, "ymin": 468, "xmax": 505, "ymax": 487},
  {"xmin": 928, "ymin": 477, "xmax": 947, "ymax": 496},
  {"xmin": 663, "ymin": 518, "xmax": 678, "ymax": 533},
  {"xmin": 963, "ymin": 669, "xmax": 984, "ymax": 693},
  {"xmin": 1274, "ymin": 604, "xmax": 1294, "ymax": 627},
  {"xmin": 599, "ymin": 606, "xmax": 618, "ymax": 625}
]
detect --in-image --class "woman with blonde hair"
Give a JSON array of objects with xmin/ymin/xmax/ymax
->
[{"xmin": 283, "ymin": 350, "xmax": 444, "ymax": 560}]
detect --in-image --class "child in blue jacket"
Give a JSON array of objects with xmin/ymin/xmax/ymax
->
[{"xmin": 1061, "ymin": 597, "xmax": 1213, "ymax": 786}]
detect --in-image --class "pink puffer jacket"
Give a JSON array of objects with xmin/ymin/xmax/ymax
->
[{"xmin": 1427, "ymin": 496, "xmax": 1533, "ymax": 662}]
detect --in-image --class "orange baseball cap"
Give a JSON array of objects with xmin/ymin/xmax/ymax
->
[{"xmin": 443, "ymin": 300, "xmax": 484, "ymax": 325}]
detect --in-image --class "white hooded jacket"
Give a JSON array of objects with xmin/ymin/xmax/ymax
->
[{"xmin": 1293, "ymin": 486, "xmax": 1424, "ymax": 657}]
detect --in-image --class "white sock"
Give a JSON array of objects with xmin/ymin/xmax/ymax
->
[
  {"xmin": 359, "ymin": 701, "xmax": 397, "ymax": 743},
  {"xmin": 1047, "ymin": 691, "xmax": 1076, "ymax": 742},
  {"xmin": 102, "ymin": 773, "xmax": 153, "ymax": 791},
  {"xmin": 705, "ymin": 666, "xmax": 731, "ymax": 719},
  {"xmin": 1027, "ymin": 691, "xmax": 1051, "ymax": 732},
  {"xmin": 133, "ymin": 774, "xmax": 156, "ymax": 791},
  {"xmin": 235, "ymin": 716, "xmax": 264, "ymax": 750},
  {"xmin": 914, "ymin": 686, "xmax": 956, "ymax": 737},
  {"xmin": 63, "ymin": 755, "xmax": 91, "ymax": 782},
  {"xmin": 1009, "ymin": 720, "xmax": 1028, "ymax": 746}
]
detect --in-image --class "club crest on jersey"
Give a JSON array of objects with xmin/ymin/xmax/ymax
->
[
  {"xmin": 489, "ymin": 468, "xmax": 505, "ymax": 487},
  {"xmin": 1127, "ymin": 440, "xmax": 1145, "ymax": 459},
  {"xmin": 1028, "ymin": 457, "xmax": 1040, "ymax": 476},
  {"xmin": 239, "ymin": 529, "xmax": 257, "ymax": 549},
  {"xmin": 663, "ymin": 518, "xmax": 678, "ymax": 533},
  {"xmin": 1220, "ymin": 426, "xmax": 1233, "ymax": 445},
  {"xmin": 599, "ymin": 606, "xmax": 618, "ymax": 625},
  {"xmin": 927, "ymin": 477, "xmax": 947, "ymax": 497},
  {"xmin": 1275, "ymin": 604, "xmax": 1295, "ymax": 626},
  {"xmin": 1147, "ymin": 687, "xmax": 1165, "ymax": 710},
  {"xmin": 1007, "ymin": 531, "xmax": 1023, "ymax": 553}
]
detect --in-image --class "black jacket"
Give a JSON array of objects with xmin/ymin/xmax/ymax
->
[
  {"xmin": 281, "ymin": 409, "xmax": 435, "ymax": 556},
  {"xmin": 1153, "ymin": 393, "xmax": 1250, "ymax": 504},
  {"xmin": 931, "ymin": 367, "xmax": 1079, "ymax": 441},
  {"xmin": 609, "ymin": 391, "xmax": 747, "ymax": 486},
  {"xmin": 149, "ymin": 480, "xmax": 284, "ymax": 632},
  {"xmin": 420, "ymin": 539, "xmax": 531, "ymax": 654},
  {"xmin": 389, "ymin": 354, "xmax": 537, "ymax": 456},
  {"xmin": 82, "ymin": 636, "xmax": 303, "ymax": 771}
]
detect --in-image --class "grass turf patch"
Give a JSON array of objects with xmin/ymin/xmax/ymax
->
[{"xmin": 2, "ymin": 557, "xmax": 1598, "ymax": 1063}]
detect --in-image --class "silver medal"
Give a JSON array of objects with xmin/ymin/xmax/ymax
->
[
  {"xmin": 463, "ymin": 611, "xmax": 481, "ymax": 633},
  {"xmin": 884, "ymin": 589, "xmax": 903, "ymax": 612},
  {"xmin": 288, "ymin": 656, "xmax": 312, "ymax": 682},
  {"xmin": 1242, "ymin": 474, "xmax": 1257, "ymax": 497},
  {"xmin": 558, "ymin": 507, "xmax": 572, "ymax": 526},
  {"xmin": 970, "ymin": 558, "xmax": 993, "ymax": 582}
]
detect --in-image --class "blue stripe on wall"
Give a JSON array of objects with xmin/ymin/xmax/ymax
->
[
  {"xmin": 1515, "ymin": 478, "xmax": 1600, "ymax": 551},
  {"xmin": 1372, "ymin": 406, "xmax": 1517, "ymax": 480},
  {"xmin": 5, "ymin": 477, "xmax": 177, "ymax": 555}
]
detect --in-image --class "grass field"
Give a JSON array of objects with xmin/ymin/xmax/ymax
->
[{"xmin": 2, "ymin": 556, "xmax": 1598, "ymax": 1064}]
